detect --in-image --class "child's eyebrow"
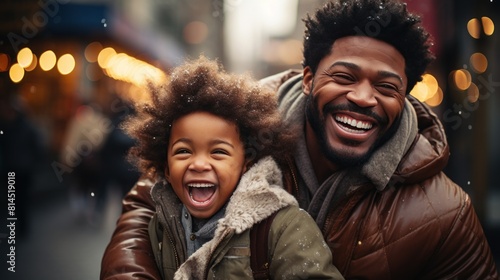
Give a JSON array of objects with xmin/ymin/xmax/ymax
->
[
  {"xmin": 171, "ymin": 138, "xmax": 191, "ymax": 146},
  {"xmin": 210, "ymin": 139, "xmax": 235, "ymax": 148},
  {"xmin": 171, "ymin": 138, "xmax": 235, "ymax": 148}
]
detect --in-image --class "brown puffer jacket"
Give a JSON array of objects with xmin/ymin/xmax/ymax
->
[
  {"xmin": 101, "ymin": 70, "xmax": 499, "ymax": 280},
  {"xmin": 270, "ymin": 70, "xmax": 499, "ymax": 279}
]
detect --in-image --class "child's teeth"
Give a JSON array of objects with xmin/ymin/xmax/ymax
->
[{"xmin": 188, "ymin": 183, "xmax": 214, "ymax": 188}]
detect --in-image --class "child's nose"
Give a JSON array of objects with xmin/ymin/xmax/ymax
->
[{"xmin": 188, "ymin": 155, "xmax": 212, "ymax": 172}]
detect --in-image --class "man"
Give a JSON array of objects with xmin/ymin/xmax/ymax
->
[{"xmin": 101, "ymin": 0, "xmax": 499, "ymax": 279}]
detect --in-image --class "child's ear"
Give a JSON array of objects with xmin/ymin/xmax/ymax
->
[
  {"xmin": 164, "ymin": 165, "xmax": 170, "ymax": 182},
  {"xmin": 243, "ymin": 159, "xmax": 251, "ymax": 173}
]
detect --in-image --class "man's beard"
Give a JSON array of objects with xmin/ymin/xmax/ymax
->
[{"xmin": 304, "ymin": 87, "xmax": 400, "ymax": 168}]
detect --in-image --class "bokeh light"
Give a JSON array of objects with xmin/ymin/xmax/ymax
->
[
  {"xmin": 410, "ymin": 73, "xmax": 440, "ymax": 106},
  {"xmin": 17, "ymin": 47, "xmax": 33, "ymax": 68},
  {"xmin": 57, "ymin": 53, "xmax": 76, "ymax": 75},
  {"xmin": 40, "ymin": 50, "xmax": 57, "ymax": 71},
  {"xmin": 410, "ymin": 81, "xmax": 429, "ymax": 102},
  {"xmin": 481, "ymin": 16, "xmax": 494, "ymax": 36},
  {"xmin": 85, "ymin": 41, "xmax": 103, "ymax": 63},
  {"xmin": 9, "ymin": 63, "xmax": 25, "ymax": 83},
  {"xmin": 467, "ymin": 83, "xmax": 480, "ymax": 103},
  {"xmin": 470, "ymin": 52, "xmax": 488, "ymax": 73},
  {"xmin": 453, "ymin": 69, "xmax": 472, "ymax": 90},
  {"xmin": 103, "ymin": 51, "xmax": 166, "ymax": 87},
  {"xmin": 0, "ymin": 53, "xmax": 9, "ymax": 72},
  {"xmin": 422, "ymin": 74, "xmax": 438, "ymax": 96},
  {"xmin": 25, "ymin": 54, "xmax": 38, "ymax": 72},
  {"xmin": 425, "ymin": 87, "xmax": 443, "ymax": 107},
  {"xmin": 467, "ymin": 18, "xmax": 481, "ymax": 39},
  {"xmin": 97, "ymin": 47, "xmax": 117, "ymax": 69}
]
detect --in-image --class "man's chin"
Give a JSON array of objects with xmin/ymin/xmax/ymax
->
[{"xmin": 323, "ymin": 147, "xmax": 372, "ymax": 168}]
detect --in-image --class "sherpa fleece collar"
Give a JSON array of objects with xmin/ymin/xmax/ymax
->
[{"xmin": 151, "ymin": 156, "xmax": 298, "ymax": 280}]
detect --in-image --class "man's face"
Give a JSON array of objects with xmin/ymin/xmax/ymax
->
[{"xmin": 303, "ymin": 36, "xmax": 407, "ymax": 167}]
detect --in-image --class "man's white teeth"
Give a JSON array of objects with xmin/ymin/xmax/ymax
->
[
  {"xmin": 335, "ymin": 116, "xmax": 372, "ymax": 129},
  {"xmin": 188, "ymin": 183, "xmax": 215, "ymax": 188}
]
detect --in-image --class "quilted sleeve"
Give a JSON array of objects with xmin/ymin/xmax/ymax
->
[
  {"xmin": 100, "ymin": 179, "xmax": 161, "ymax": 280},
  {"xmin": 423, "ymin": 179, "xmax": 499, "ymax": 279}
]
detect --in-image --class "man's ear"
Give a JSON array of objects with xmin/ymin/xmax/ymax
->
[{"xmin": 302, "ymin": 66, "xmax": 314, "ymax": 95}]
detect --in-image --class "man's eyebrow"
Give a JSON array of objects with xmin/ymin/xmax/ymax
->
[
  {"xmin": 328, "ymin": 61, "xmax": 360, "ymax": 71},
  {"xmin": 328, "ymin": 61, "xmax": 403, "ymax": 86},
  {"xmin": 378, "ymin": 70, "xmax": 404, "ymax": 86}
]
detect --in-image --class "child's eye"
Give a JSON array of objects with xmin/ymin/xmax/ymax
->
[
  {"xmin": 212, "ymin": 149, "xmax": 229, "ymax": 155},
  {"xmin": 174, "ymin": 148, "xmax": 191, "ymax": 155}
]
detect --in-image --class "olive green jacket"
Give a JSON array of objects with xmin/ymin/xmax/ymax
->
[{"xmin": 149, "ymin": 157, "xmax": 343, "ymax": 280}]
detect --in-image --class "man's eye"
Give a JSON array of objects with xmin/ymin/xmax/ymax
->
[
  {"xmin": 332, "ymin": 73, "xmax": 354, "ymax": 83},
  {"xmin": 377, "ymin": 83, "xmax": 399, "ymax": 92}
]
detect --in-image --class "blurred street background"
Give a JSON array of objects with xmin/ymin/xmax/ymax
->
[{"xmin": 0, "ymin": 0, "xmax": 499, "ymax": 279}]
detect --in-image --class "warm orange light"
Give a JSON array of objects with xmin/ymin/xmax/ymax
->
[
  {"xmin": 97, "ymin": 47, "xmax": 117, "ymax": 68},
  {"xmin": 481, "ymin": 17, "xmax": 494, "ymax": 36},
  {"xmin": 467, "ymin": 83, "xmax": 480, "ymax": 103},
  {"xmin": 17, "ymin": 47, "xmax": 33, "ymax": 68},
  {"xmin": 470, "ymin": 53, "xmax": 488, "ymax": 73},
  {"xmin": 85, "ymin": 41, "xmax": 103, "ymax": 63},
  {"xmin": 40, "ymin": 50, "xmax": 57, "ymax": 71},
  {"xmin": 9, "ymin": 63, "xmax": 25, "ymax": 83},
  {"xmin": 453, "ymin": 69, "xmax": 472, "ymax": 90},
  {"xmin": 422, "ymin": 74, "xmax": 438, "ymax": 97},
  {"xmin": 0, "ymin": 53, "xmax": 9, "ymax": 72},
  {"xmin": 425, "ymin": 87, "xmax": 443, "ymax": 107},
  {"xmin": 25, "ymin": 54, "xmax": 37, "ymax": 72},
  {"xmin": 410, "ymin": 73, "xmax": 439, "ymax": 102},
  {"xmin": 57, "ymin": 53, "xmax": 76, "ymax": 75},
  {"xmin": 102, "ymin": 51, "xmax": 166, "ymax": 88},
  {"xmin": 410, "ymin": 81, "xmax": 429, "ymax": 102},
  {"xmin": 467, "ymin": 18, "xmax": 481, "ymax": 39}
]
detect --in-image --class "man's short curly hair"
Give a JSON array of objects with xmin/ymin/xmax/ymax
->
[
  {"xmin": 302, "ymin": 0, "xmax": 434, "ymax": 94},
  {"xmin": 123, "ymin": 56, "xmax": 296, "ymax": 179}
]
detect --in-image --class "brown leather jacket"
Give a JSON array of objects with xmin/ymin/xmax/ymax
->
[{"xmin": 101, "ymin": 70, "xmax": 499, "ymax": 279}]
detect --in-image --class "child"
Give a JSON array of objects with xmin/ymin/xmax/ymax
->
[{"xmin": 123, "ymin": 56, "xmax": 344, "ymax": 279}]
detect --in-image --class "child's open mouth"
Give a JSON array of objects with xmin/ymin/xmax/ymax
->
[{"xmin": 188, "ymin": 183, "xmax": 216, "ymax": 203}]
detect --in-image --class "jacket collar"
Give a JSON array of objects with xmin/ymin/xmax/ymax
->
[
  {"xmin": 162, "ymin": 156, "xmax": 297, "ymax": 279},
  {"xmin": 151, "ymin": 156, "xmax": 298, "ymax": 234}
]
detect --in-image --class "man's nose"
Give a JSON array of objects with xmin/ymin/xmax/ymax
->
[{"xmin": 346, "ymin": 81, "xmax": 377, "ymax": 107}]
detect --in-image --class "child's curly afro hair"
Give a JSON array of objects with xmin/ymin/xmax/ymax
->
[{"xmin": 123, "ymin": 56, "xmax": 297, "ymax": 180}]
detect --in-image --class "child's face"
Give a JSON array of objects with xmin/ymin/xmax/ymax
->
[{"xmin": 166, "ymin": 111, "xmax": 247, "ymax": 219}]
